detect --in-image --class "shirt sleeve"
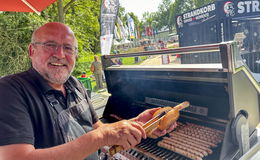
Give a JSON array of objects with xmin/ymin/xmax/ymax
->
[{"xmin": 0, "ymin": 78, "xmax": 34, "ymax": 146}]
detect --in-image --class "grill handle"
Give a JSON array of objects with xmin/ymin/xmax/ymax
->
[{"xmin": 231, "ymin": 110, "xmax": 250, "ymax": 156}]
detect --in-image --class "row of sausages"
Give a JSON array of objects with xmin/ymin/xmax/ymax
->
[{"xmin": 158, "ymin": 122, "xmax": 224, "ymax": 160}]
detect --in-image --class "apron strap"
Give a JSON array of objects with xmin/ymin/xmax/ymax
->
[{"xmin": 45, "ymin": 94, "xmax": 64, "ymax": 114}]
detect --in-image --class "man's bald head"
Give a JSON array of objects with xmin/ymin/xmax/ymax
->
[{"xmin": 31, "ymin": 22, "xmax": 78, "ymax": 47}]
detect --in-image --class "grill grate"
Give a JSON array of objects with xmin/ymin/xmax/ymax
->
[{"xmin": 111, "ymin": 121, "xmax": 224, "ymax": 160}]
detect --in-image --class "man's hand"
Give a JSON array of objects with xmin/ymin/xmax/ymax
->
[
  {"xmin": 132, "ymin": 108, "xmax": 177, "ymax": 138},
  {"xmin": 97, "ymin": 120, "xmax": 146, "ymax": 150}
]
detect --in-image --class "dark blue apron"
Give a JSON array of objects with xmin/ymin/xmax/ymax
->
[{"xmin": 46, "ymin": 88, "xmax": 99, "ymax": 160}]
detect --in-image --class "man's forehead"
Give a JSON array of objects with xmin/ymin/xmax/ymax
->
[{"xmin": 34, "ymin": 23, "xmax": 76, "ymax": 42}]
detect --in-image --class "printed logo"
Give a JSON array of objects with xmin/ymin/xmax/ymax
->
[
  {"xmin": 103, "ymin": 0, "xmax": 117, "ymax": 13},
  {"xmin": 176, "ymin": 16, "xmax": 183, "ymax": 28},
  {"xmin": 224, "ymin": 1, "xmax": 235, "ymax": 17}
]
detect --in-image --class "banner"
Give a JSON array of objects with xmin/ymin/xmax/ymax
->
[
  {"xmin": 114, "ymin": 25, "xmax": 120, "ymax": 40},
  {"xmin": 117, "ymin": 17, "xmax": 128, "ymax": 40},
  {"xmin": 100, "ymin": 0, "xmax": 120, "ymax": 55},
  {"xmin": 127, "ymin": 14, "xmax": 135, "ymax": 39}
]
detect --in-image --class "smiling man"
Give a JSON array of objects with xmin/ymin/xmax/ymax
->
[
  {"xmin": 0, "ymin": 22, "xmax": 175, "ymax": 160},
  {"xmin": 29, "ymin": 22, "xmax": 77, "ymax": 93}
]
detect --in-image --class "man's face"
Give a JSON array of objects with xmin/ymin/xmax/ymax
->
[{"xmin": 29, "ymin": 23, "xmax": 77, "ymax": 85}]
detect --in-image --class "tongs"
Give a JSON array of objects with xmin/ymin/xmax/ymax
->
[{"xmin": 109, "ymin": 111, "xmax": 167, "ymax": 155}]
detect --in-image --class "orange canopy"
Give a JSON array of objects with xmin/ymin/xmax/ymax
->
[{"xmin": 0, "ymin": 0, "xmax": 57, "ymax": 14}]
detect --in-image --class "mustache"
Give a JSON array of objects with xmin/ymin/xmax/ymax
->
[{"xmin": 48, "ymin": 57, "xmax": 68, "ymax": 65}]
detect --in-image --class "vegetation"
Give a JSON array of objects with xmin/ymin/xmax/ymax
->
[
  {"xmin": 116, "ymin": 0, "xmax": 214, "ymax": 40},
  {"xmin": 0, "ymin": 0, "xmax": 100, "ymax": 76},
  {"xmin": 0, "ymin": 0, "xmax": 214, "ymax": 77}
]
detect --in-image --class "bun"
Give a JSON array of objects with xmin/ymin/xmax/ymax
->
[
  {"xmin": 153, "ymin": 101, "xmax": 190, "ymax": 130},
  {"xmin": 153, "ymin": 107, "xmax": 172, "ymax": 116},
  {"xmin": 158, "ymin": 109, "xmax": 180, "ymax": 130}
]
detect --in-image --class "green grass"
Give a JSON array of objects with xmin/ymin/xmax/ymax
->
[{"xmin": 121, "ymin": 56, "xmax": 148, "ymax": 65}]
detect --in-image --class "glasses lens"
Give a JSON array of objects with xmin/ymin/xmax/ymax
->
[
  {"xmin": 44, "ymin": 42, "xmax": 58, "ymax": 51},
  {"xmin": 63, "ymin": 45, "xmax": 75, "ymax": 54},
  {"xmin": 34, "ymin": 42, "xmax": 77, "ymax": 55}
]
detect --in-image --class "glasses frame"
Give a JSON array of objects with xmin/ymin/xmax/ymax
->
[{"xmin": 32, "ymin": 42, "xmax": 78, "ymax": 55}]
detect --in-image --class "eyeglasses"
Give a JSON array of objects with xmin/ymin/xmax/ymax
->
[{"xmin": 32, "ymin": 42, "xmax": 78, "ymax": 55}]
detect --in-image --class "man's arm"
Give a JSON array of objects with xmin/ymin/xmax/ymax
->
[
  {"xmin": 90, "ymin": 63, "xmax": 94, "ymax": 72},
  {"xmin": 0, "ymin": 129, "xmax": 103, "ymax": 160},
  {"xmin": 0, "ymin": 120, "xmax": 146, "ymax": 160}
]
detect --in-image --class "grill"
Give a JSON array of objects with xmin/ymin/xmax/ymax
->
[
  {"xmin": 112, "ymin": 120, "xmax": 224, "ymax": 160},
  {"xmin": 100, "ymin": 42, "xmax": 260, "ymax": 160}
]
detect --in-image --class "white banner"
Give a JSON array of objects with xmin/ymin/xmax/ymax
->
[
  {"xmin": 100, "ymin": 34, "xmax": 114, "ymax": 55},
  {"xmin": 100, "ymin": 0, "xmax": 119, "ymax": 55}
]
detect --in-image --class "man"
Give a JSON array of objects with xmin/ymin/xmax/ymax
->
[
  {"xmin": 90, "ymin": 55, "xmax": 104, "ymax": 90},
  {"xmin": 0, "ymin": 22, "xmax": 175, "ymax": 160}
]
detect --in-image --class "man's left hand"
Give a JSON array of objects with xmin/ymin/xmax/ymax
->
[{"xmin": 131, "ymin": 108, "xmax": 177, "ymax": 138}]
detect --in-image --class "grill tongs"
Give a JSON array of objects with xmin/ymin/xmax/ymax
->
[{"xmin": 109, "ymin": 110, "xmax": 167, "ymax": 155}]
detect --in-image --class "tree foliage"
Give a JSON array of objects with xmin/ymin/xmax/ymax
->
[
  {"xmin": 139, "ymin": 0, "xmax": 215, "ymax": 35},
  {"xmin": 0, "ymin": 13, "xmax": 47, "ymax": 76},
  {"xmin": 0, "ymin": 0, "xmax": 100, "ymax": 76}
]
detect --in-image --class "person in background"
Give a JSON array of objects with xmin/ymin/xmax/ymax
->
[
  {"xmin": 90, "ymin": 55, "xmax": 104, "ymax": 90},
  {"xmin": 0, "ymin": 22, "xmax": 176, "ymax": 160},
  {"xmin": 81, "ymin": 71, "xmax": 87, "ymax": 78}
]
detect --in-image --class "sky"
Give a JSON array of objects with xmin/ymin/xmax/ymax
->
[{"xmin": 119, "ymin": 0, "xmax": 163, "ymax": 20}]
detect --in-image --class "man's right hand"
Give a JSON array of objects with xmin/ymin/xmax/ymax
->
[{"xmin": 97, "ymin": 120, "xmax": 146, "ymax": 150}]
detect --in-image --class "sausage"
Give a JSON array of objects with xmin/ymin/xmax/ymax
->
[
  {"xmin": 169, "ymin": 134, "xmax": 213, "ymax": 154},
  {"xmin": 162, "ymin": 137, "xmax": 208, "ymax": 156},
  {"xmin": 158, "ymin": 141, "xmax": 203, "ymax": 160},
  {"xmin": 169, "ymin": 131, "xmax": 217, "ymax": 147}
]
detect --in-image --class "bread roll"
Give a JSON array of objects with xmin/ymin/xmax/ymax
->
[{"xmin": 153, "ymin": 101, "xmax": 190, "ymax": 130}]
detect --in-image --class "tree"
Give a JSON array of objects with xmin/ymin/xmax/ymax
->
[
  {"xmin": 57, "ymin": 0, "xmax": 77, "ymax": 23},
  {"xmin": 0, "ymin": 0, "xmax": 100, "ymax": 76},
  {"xmin": 0, "ymin": 12, "xmax": 47, "ymax": 76},
  {"xmin": 65, "ymin": 0, "xmax": 101, "ymax": 75},
  {"xmin": 193, "ymin": 0, "xmax": 215, "ymax": 8},
  {"xmin": 157, "ymin": 0, "xmax": 172, "ymax": 32},
  {"xmin": 150, "ymin": 0, "xmax": 215, "ymax": 34}
]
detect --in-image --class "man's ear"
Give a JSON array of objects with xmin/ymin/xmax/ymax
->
[{"xmin": 28, "ymin": 44, "xmax": 34, "ymax": 57}]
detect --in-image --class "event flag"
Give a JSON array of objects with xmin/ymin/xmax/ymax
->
[
  {"xmin": 145, "ymin": 26, "xmax": 149, "ymax": 36},
  {"xmin": 114, "ymin": 25, "xmax": 120, "ymax": 40},
  {"xmin": 124, "ymin": 24, "xmax": 129, "ymax": 38},
  {"xmin": 127, "ymin": 14, "xmax": 135, "ymax": 39},
  {"xmin": 117, "ymin": 17, "xmax": 127, "ymax": 40},
  {"xmin": 100, "ymin": 0, "xmax": 120, "ymax": 55}
]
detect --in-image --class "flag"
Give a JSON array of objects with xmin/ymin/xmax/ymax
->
[
  {"xmin": 114, "ymin": 25, "xmax": 120, "ymax": 40},
  {"xmin": 100, "ymin": 0, "xmax": 120, "ymax": 55},
  {"xmin": 117, "ymin": 17, "xmax": 127, "ymax": 40},
  {"xmin": 149, "ymin": 27, "xmax": 153, "ymax": 36},
  {"xmin": 124, "ymin": 24, "xmax": 129, "ymax": 38},
  {"xmin": 145, "ymin": 26, "xmax": 149, "ymax": 36},
  {"xmin": 116, "ymin": 19, "xmax": 121, "ymax": 39},
  {"xmin": 127, "ymin": 14, "xmax": 135, "ymax": 39}
]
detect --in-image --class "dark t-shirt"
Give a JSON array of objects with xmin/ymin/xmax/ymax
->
[{"xmin": 0, "ymin": 68, "xmax": 98, "ymax": 148}]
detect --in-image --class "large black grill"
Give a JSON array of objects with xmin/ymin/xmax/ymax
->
[{"xmin": 100, "ymin": 42, "xmax": 260, "ymax": 160}]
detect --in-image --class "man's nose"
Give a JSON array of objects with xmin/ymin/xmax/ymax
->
[{"xmin": 53, "ymin": 46, "xmax": 66, "ymax": 58}]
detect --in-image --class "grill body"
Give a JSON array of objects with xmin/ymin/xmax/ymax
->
[{"xmin": 100, "ymin": 42, "xmax": 260, "ymax": 160}]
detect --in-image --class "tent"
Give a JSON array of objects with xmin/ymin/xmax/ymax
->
[{"xmin": 0, "ymin": 0, "xmax": 57, "ymax": 14}]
